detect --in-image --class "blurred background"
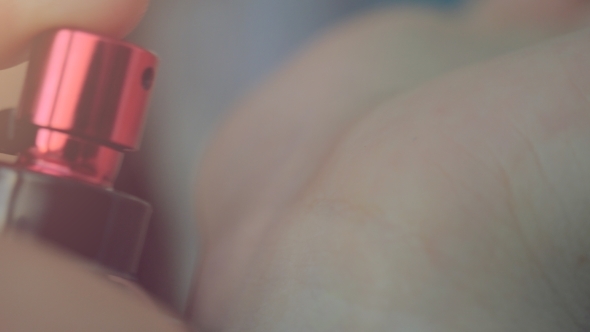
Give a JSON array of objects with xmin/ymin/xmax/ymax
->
[
  {"xmin": 128, "ymin": 0, "xmax": 460, "ymax": 312},
  {"xmin": 0, "ymin": 0, "xmax": 461, "ymax": 314}
]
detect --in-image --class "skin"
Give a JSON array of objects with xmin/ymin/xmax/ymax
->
[{"xmin": 2, "ymin": 0, "xmax": 590, "ymax": 331}]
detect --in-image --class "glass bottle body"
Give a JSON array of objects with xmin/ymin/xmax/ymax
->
[{"xmin": 0, "ymin": 165, "xmax": 150, "ymax": 280}]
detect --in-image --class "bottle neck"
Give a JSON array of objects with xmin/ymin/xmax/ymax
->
[{"xmin": 16, "ymin": 128, "xmax": 123, "ymax": 187}]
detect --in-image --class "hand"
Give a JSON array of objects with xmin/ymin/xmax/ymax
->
[
  {"xmin": 191, "ymin": 1, "xmax": 590, "ymax": 331},
  {"xmin": 0, "ymin": 0, "xmax": 186, "ymax": 331},
  {"xmin": 3, "ymin": 0, "xmax": 590, "ymax": 331}
]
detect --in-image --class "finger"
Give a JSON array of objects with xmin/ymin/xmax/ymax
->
[
  {"xmin": 0, "ymin": 232, "xmax": 188, "ymax": 331},
  {"xmin": 0, "ymin": 0, "xmax": 149, "ymax": 68}
]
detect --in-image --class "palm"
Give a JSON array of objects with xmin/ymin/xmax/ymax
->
[{"xmin": 192, "ymin": 7, "xmax": 590, "ymax": 332}]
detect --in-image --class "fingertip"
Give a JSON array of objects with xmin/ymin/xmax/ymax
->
[{"xmin": 0, "ymin": 0, "xmax": 150, "ymax": 68}]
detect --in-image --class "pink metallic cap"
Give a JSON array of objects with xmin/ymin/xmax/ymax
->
[{"xmin": 18, "ymin": 29, "xmax": 158, "ymax": 151}]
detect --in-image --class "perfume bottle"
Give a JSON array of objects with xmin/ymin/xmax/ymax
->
[{"xmin": 0, "ymin": 28, "xmax": 158, "ymax": 283}]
